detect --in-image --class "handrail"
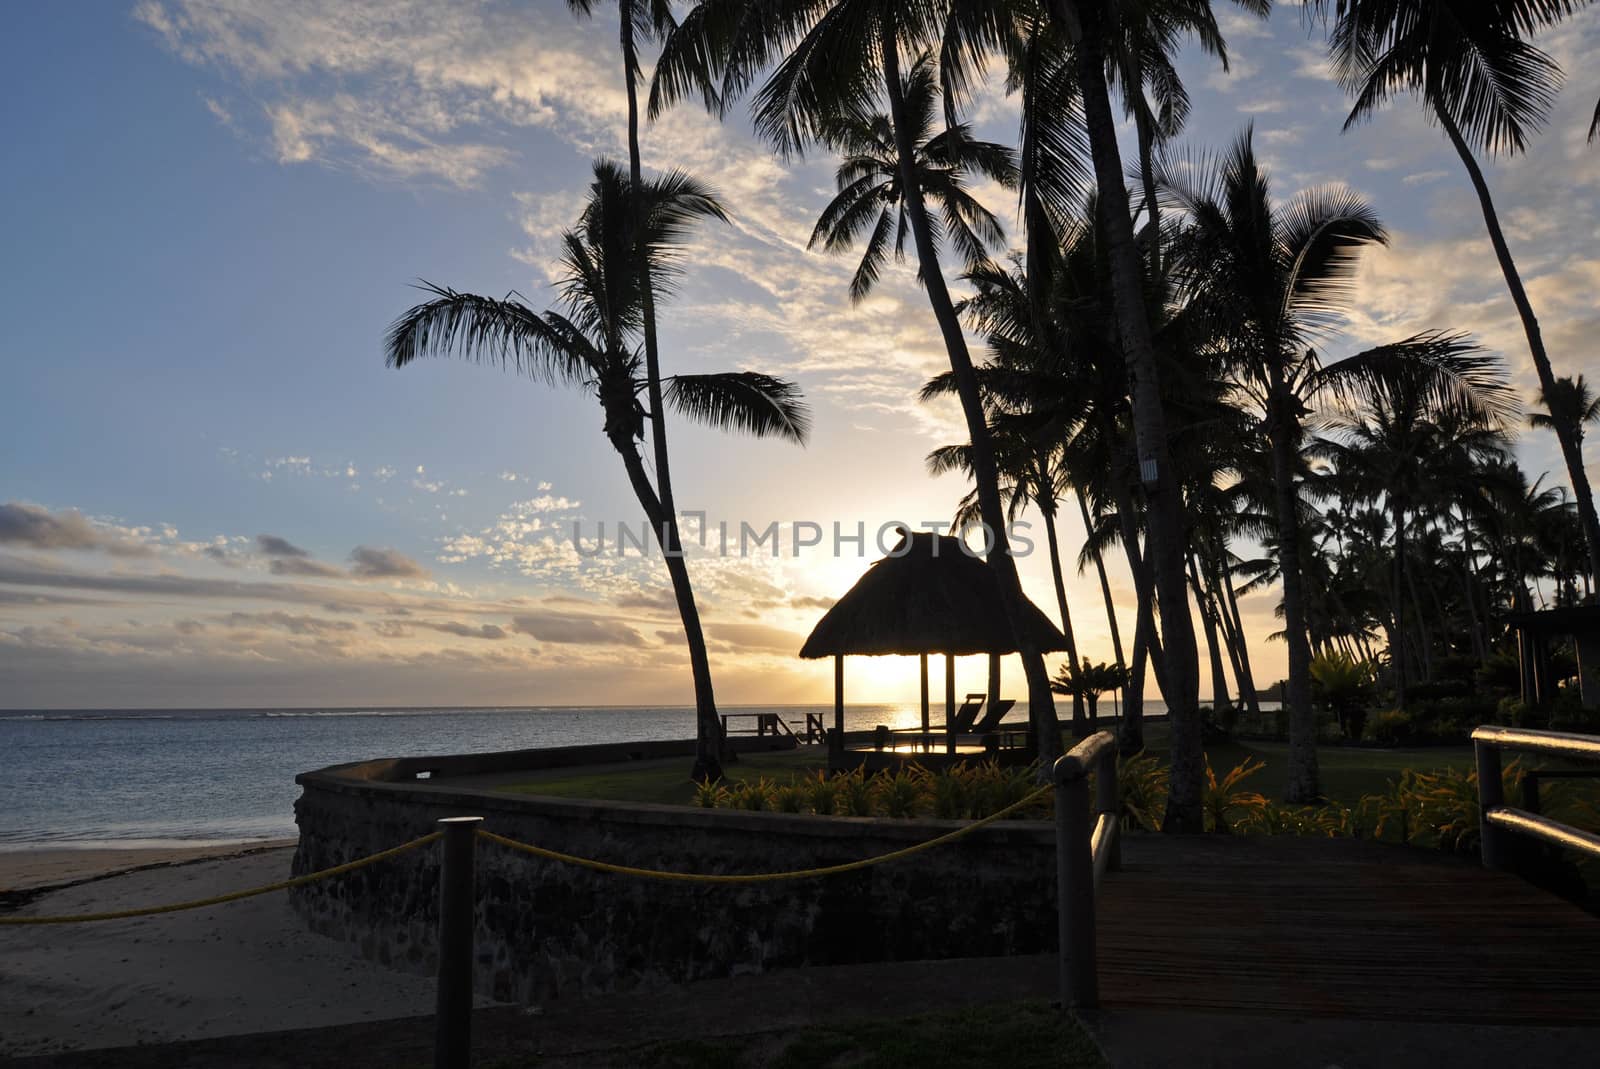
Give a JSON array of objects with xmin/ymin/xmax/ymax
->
[
  {"xmin": 1472, "ymin": 724, "xmax": 1600, "ymax": 870},
  {"xmin": 1051, "ymin": 730, "xmax": 1120, "ymax": 1010}
]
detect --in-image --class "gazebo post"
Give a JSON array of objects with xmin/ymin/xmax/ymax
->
[
  {"xmin": 834, "ymin": 654, "xmax": 845, "ymax": 736},
  {"xmin": 987, "ymin": 652, "xmax": 1001, "ymax": 708},
  {"xmin": 945, "ymin": 653, "xmax": 956, "ymax": 755},
  {"xmin": 919, "ymin": 653, "xmax": 930, "ymax": 750}
]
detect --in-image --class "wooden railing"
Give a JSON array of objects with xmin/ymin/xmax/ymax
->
[
  {"xmin": 1052, "ymin": 730, "xmax": 1121, "ymax": 1009},
  {"xmin": 1473, "ymin": 725, "xmax": 1600, "ymax": 870}
]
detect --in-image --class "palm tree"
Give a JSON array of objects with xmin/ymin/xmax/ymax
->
[
  {"xmin": 808, "ymin": 51, "xmax": 1018, "ymax": 302},
  {"xmin": 659, "ymin": 0, "xmax": 1064, "ymax": 766},
  {"xmin": 385, "ymin": 162, "xmax": 810, "ymax": 780},
  {"xmin": 1051, "ymin": 658, "xmax": 1128, "ymax": 723},
  {"xmin": 568, "ymin": 1, "xmax": 700, "ymax": 578},
  {"xmin": 1318, "ymin": 0, "xmax": 1600, "ymax": 582},
  {"xmin": 1043, "ymin": 0, "xmax": 1206, "ymax": 829},
  {"xmin": 1165, "ymin": 128, "xmax": 1513, "ymax": 800}
]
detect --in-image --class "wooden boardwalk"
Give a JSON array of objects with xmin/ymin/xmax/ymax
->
[{"xmin": 1097, "ymin": 834, "xmax": 1600, "ymax": 1025}]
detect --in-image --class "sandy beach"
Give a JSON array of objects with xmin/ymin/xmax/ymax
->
[
  {"xmin": 0, "ymin": 843, "xmax": 480, "ymax": 1059},
  {"xmin": 0, "ymin": 840, "xmax": 298, "ymax": 894}
]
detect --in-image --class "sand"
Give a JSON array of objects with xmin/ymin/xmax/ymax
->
[
  {"xmin": 0, "ymin": 840, "xmax": 298, "ymax": 893},
  {"xmin": 0, "ymin": 844, "xmax": 485, "ymax": 1059}
]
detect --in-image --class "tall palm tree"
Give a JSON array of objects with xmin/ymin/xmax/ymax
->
[
  {"xmin": 385, "ymin": 162, "xmax": 810, "ymax": 780},
  {"xmin": 568, "ymin": 1, "xmax": 696, "ymax": 566},
  {"xmin": 1318, "ymin": 0, "xmax": 1600, "ymax": 582},
  {"xmin": 658, "ymin": 0, "xmax": 1065, "ymax": 767},
  {"xmin": 1044, "ymin": 0, "xmax": 1206, "ymax": 829},
  {"xmin": 1165, "ymin": 128, "xmax": 1513, "ymax": 800}
]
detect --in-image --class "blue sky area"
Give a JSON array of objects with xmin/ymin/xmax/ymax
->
[{"xmin": 2, "ymin": 2, "xmax": 1597, "ymax": 708}]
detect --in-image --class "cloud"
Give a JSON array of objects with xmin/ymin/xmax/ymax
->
[
  {"xmin": 615, "ymin": 590, "xmax": 679, "ymax": 613},
  {"xmin": 269, "ymin": 557, "xmax": 346, "ymax": 578},
  {"xmin": 423, "ymin": 620, "xmax": 507, "ymax": 640},
  {"xmin": 220, "ymin": 611, "xmax": 358, "ymax": 637},
  {"xmin": 134, "ymin": 0, "xmax": 623, "ymax": 188},
  {"xmin": 348, "ymin": 545, "xmax": 429, "ymax": 579},
  {"xmin": 510, "ymin": 611, "xmax": 645, "ymax": 647},
  {"xmin": 256, "ymin": 533, "xmax": 311, "ymax": 558},
  {"xmin": 705, "ymin": 622, "xmax": 807, "ymax": 654},
  {"xmin": 0, "ymin": 502, "xmax": 151, "ymax": 556}
]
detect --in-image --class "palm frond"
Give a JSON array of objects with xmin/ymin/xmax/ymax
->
[
  {"xmin": 385, "ymin": 283, "xmax": 597, "ymax": 386},
  {"xmin": 665, "ymin": 371, "xmax": 811, "ymax": 442}
]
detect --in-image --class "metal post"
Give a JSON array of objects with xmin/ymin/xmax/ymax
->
[
  {"xmin": 435, "ymin": 816, "xmax": 482, "ymax": 1069},
  {"xmin": 1475, "ymin": 741, "xmax": 1506, "ymax": 870},
  {"xmin": 1055, "ymin": 770, "xmax": 1096, "ymax": 1009},
  {"xmin": 1095, "ymin": 748, "xmax": 1121, "ymax": 872}
]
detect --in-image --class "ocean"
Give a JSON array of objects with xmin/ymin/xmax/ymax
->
[{"xmin": 0, "ymin": 704, "xmax": 945, "ymax": 849}]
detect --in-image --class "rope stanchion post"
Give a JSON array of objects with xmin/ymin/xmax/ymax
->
[{"xmin": 434, "ymin": 816, "xmax": 482, "ymax": 1069}]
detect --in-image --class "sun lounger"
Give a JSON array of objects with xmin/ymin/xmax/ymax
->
[{"xmin": 949, "ymin": 693, "xmax": 986, "ymax": 733}]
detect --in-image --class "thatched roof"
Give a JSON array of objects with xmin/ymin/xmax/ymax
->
[{"xmin": 798, "ymin": 530, "xmax": 1069, "ymax": 658}]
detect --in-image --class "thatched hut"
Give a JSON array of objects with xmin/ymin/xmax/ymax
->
[{"xmin": 798, "ymin": 529, "xmax": 1068, "ymax": 753}]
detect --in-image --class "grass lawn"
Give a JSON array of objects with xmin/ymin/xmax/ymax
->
[
  {"xmin": 485, "ymin": 1001, "xmax": 1104, "ymax": 1069},
  {"xmin": 498, "ymin": 748, "xmax": 826, "ymax": 806},
  {"xmin": 1134, "ymin": 721, "xmax": 1477, "ymax": 804},
  {"xmin": 497, "ymin": 727, "xmax": 1477, "ymax": 808}
]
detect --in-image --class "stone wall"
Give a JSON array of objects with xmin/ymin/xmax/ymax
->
[{"xmin": 290, "ymin": 744, "xmax": 1057, "ymax": 1004}]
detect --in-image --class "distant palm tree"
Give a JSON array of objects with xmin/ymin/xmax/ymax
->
[
  {"xmin": 385, "ymin": 162, "xmax": 810, "ymax": 780},
  {"xmin": 1318, "ymin": 0, "xmax": 1600, "ymax": 582},
  {"xmin": 1165, "ymin": 128, "xmax": 1513, "ymax": 799},
  {"xmin": 1530, "ymin": 373, "xmax": 1600, "ymax": 450}
]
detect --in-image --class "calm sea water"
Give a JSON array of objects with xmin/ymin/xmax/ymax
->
[{"xmin": 0, "ymin": 704, "xmax": 947, "ymax": 849}]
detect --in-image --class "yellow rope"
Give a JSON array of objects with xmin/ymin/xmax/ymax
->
[
  {"xmin": 0, "ymin": 832, "xmax": 443, "ymax": 926},
  {"xmin": 477, "ymin": 784, "xmax": 1054, "ymax": 883}
]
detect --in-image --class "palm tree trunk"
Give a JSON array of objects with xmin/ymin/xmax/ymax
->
[
  {"xmin": 1040, "ymin": 498, "xmax": 1088, "ymax": 733},
  {"xmin": 1436, "ymin": 101, "xmax": 1600, "ymax": 582},
  {"xmin": 609, "ymin": 428, "xmax": 722, "ymax": 780},
  {"xmin": 1056, "ymin": 0, "xmax": 1202, "ymax": 830},
  {"xmin": 1077, "ymin": 487, "xmax": 1126, "ymax": 671},
  {"xmin": 1131, "ymin": 82, "xmax": 1162, "ymax": 280},
  {"xmin": 621, "ymin": 19, "xmax": 720, "ymax": 771},
  {"xmin": 879, "ymin": 29, "xmax": 1059, "ymax": 767},
  {"xmin": 1209, "ymin": 549, "xmax": 1260, "ymax": 718},
  {"xmin": 1390, "ymin": 496, "xmax": 1410, "ymax": 710},
  {"xmin": 1189, "ymin": 552, "xmax": 1231, "ymax": 711},
  {"xmin": 1122, "ymin": 604, "xmax": 1153, "ymax": 755},
  {"xmin": 1107, "ymin": 465, "xmax": 1161, "ymax": 755},
  {"xmin": 1268, "ymin": 370, "xmax": 1318, "ymax": 803}
]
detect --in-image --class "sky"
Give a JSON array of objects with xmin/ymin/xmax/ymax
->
[{"xmin": 1, "ymin": 2, "xmax": 1597, "ymax": 710}]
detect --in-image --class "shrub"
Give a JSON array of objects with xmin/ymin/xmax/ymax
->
[
  {"xmin": 1201, "ymin": 756, "xmax": 1268, "ymax": 833},
  {"xmin": 802, "ymin": 770, "xmax": 841, "ymax": 816},
  {"xmin": 692, "ymin": 779, "xmax": 729, "ymax": 809},
  {"xmin": 1367, "ymin": 709, "xmax": 1416, "ymax": 746},
  {"xmin": 968, "ymin": 760, "xmax": 1040, "ymax": 819},
  {"xmin": 728, "ymin": 777, "xmax": 777, "ymax": 812},
  {"xmin": 773, "ymin": 783, "xmax": 807, "ymax": 814},
  {"xmin": 1117, "ymin": 753, "xmax": 1168, "ymax": 831},
  {"xmin": 837, "ymin": 769, "xmax": 874, "ymax": 817},
  {"xmin": 874, "ymin": 768, "xmax": 926, "ymax": 819},
  {"xmin": 929, "ymin": 764, "xmax": 974, "ymax": 820},
  {"xmin": 1310, "ymin": 651, "xmax": 1378, "ymax": 739}
]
